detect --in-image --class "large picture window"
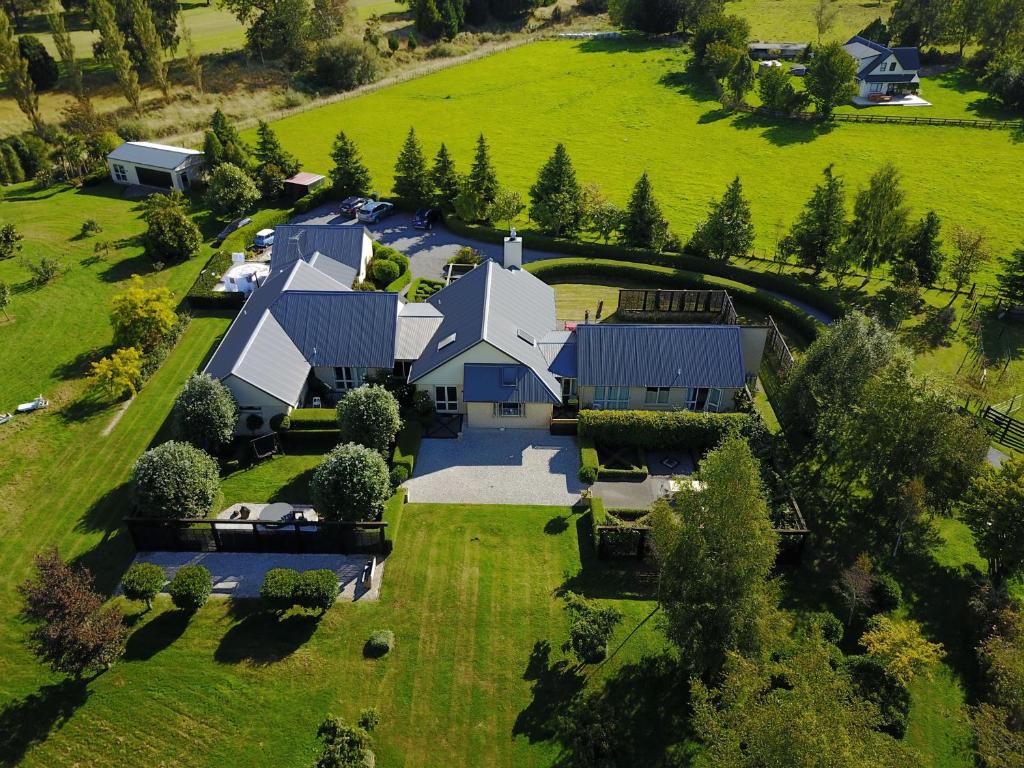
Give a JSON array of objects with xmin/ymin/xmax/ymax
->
[
  {"xmin": 435, "ymin": 386, "xmax": 458, "ymax": 412},
  {"xmin": 334, "ymin": 366, "xmax": 366, "ymax": 391},
  {"xmin": 644, "ymin": 387, "xmax": 670, "ymax": 405},
  {"xmin": 593, "ymin": 386, "xmax": 629, "ymax": 409}
]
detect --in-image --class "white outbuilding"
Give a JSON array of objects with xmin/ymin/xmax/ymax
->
[{"xmin": 106, "ymin": 141, "xmax": 205, "ymax": 192}]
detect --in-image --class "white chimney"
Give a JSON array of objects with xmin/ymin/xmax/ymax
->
[{"xmin": 503, "ymin": 227, "xmax": 522, "ymax": 269}]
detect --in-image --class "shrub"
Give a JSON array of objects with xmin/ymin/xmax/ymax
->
[
  {"xmin": 121, "ymin": 562, "xmax": 166, "ymax": 609},
  {"xmin": 311, "ymin": 38, "xmax": 382, "ymax": 91},
  {"xmin": 365, "ymin": 629, "xmax": 395, "ymax": 657},
  {"xmin": 844, "ymin": 655, "xmax": 911, "ymax": 738},
  {"xmin": 564, "ymin": 591, "xmax": 622, "ymax": 664},
  {"xmin": 246, "ymin": 413, "xmax": 264, "ymax": 432},
  {"xmin": 131, "ymin": 440, "xmax": 220, "ymax": 519},
  {"xmin": 578, "ymin": 436, "xmax": 599, "ymax": 483},
  {"xmin": 21, "ymin": 255, "xmax": 65, "ymax": 286},
  {"xmin": 142, "ymin": 193, "xmax": 202, "ymax": 263},
  {"xmin": 413, "ymin": 389, "xmax": 434, "ymax": 418},
  {"xmin": 289, "ymin": 408, "xmax": 338, "ymax": 430},
  {"xmin": 294, "ymin": 569, "xmax": 339, "ymax": 613},
  {"xmin": 391, "ymin": 420, "xmax": 423, "ymax": 478},
  {"xmin": 336, "ymin": 385, "xmax": 402, "ymax": 454},
  {"xmin": 872, "ymin": 574, "xmax": 903, "ymax": 613},
  {"xmin": 817, "ymin": 611, "xmax": 844, "ymax": 644},
  {"xmin": 260, "ymin": 568, "xmax": 299, "ymax": 612},
  {"xmin": 206, "ymin": 163, "xmax": 260, "ymax": 220},
  {"xmin": 117, "ymin": 119, "xmax": 153, "ymax": 141},
  {"xmin": 269, "ymin": 413, "xmax": 291, "ymax": 432},
  {"xmin": 18, "ymin": 35, "xmax": 59, "ymax": 91},
  {"xmin": 173, "ymin": 373, "xmax": 239, "ymax": 453},
  {"xmin": 589, "ymin": 496, "xmax": 607, "ymax": 550},
  {"xmin": 80, "ymin": 219, "xmax": 103, "ymax": 237},
  {"xmin": 371, "ymin": 258, "xmax": 400, "ymax": 286},
  {"xmin": 578, "ymin": 409, "xmax": 749, "ymax": 452},
  {"xmin": 390, "ymin": 464, "xmax": 410, "ymax": 488},
  {"xmin": 311, "ymin": 442, "xmax": 391, "ymax": 521},
  {"xmin": 168, "ymin": 565, "xmax": 213, "ymax": 611}
]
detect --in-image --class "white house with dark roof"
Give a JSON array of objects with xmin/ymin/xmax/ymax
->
[
  {"xmin": 107, "ymin": 141, "xmax": 205, "ymax": 191},
  {"xmin": 843, "ymin": 35, "xmax": 923, "ymax": 101},
  {"xmin": 204, "ymin": 224, "xmax": 770, "ymax": 432}
]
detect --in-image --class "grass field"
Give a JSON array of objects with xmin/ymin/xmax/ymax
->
[
  {"xmin": 253, "ymin": 38, "xmax": 1024, "ymax": 287},
  {"xmin": 731, "ymin": 0, "xmax": 892, "ymax": 41}
]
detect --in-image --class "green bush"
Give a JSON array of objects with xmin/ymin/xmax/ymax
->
[
  {"xmin": 844, "ymin": 655, "xmax": 911, "ymax": 738},
  {"xmin": 291, "ymin": 184, "xmax": 333, "ymax": 214},
  {"xmin": 597, "ymin": 465, "xmax": 649, "ymax": 481},
  {"xmin": 294, "ymin": 569, "xmax": 339, "ymax": 614},
  {"xmin": 408, "ymin": 277, "xmax": 445, "ymax": 302},
  {"xmin": 310, "ymin": 442, "xmax": 391, "ymax": 521},
  {"xmin": 131, "ymin": 440, "xmax": 220, "ymax": 519},
  {"xmin": 589, "ymin": 496, "xmax": 607, "ymax": 551},
  {"xmin": 260, "ymin": 568, "xmax": 300, "ymax": 612},
  {"xmin": 269, "ymin": 413, "xmax": 291, "ymax": 432},
  {"xmin": 371, "ymin": 258, "xmax": 401, "ymax": 286},
  {"xmin": 564, "ymin": 591, "xmax": 623, "ymax": 664},
  {"xmin": 872, "ymin": 574, "xmax": 903, "ymax": 613},
  {"xmin": 337, "ymin": 386, "xmax": 402, "ymax": 453},
  {"xmin": 392, "ymin": 421, "xmax": 423, "ymax": 477},
  {"xmin": 365, "ymin": 629, "xmax": 395, "ymax": 657},
  {"xmin": 289, "ymin": 408, "xmax": 340, "ymax": 430},
  {"xmin": 311, "ymin": 38, "xmax": 382, "ymax": 91},
  {"xmin": 186, "ymin": 251, "xmax": 247, "ymax": 311},
  {"xmin": 578, "ymin": 435, "xmax": 599, "ymax": 483},
  {"xmin": 173, "ymin": 373, "xmax": 238, "ymax": 453},
  {"xmin": 390, "ymin": 464, "xmax": 410, "ymax": 488},
  {"xmin": 168, "ymin": 565, "xmax": 213, "ymax": 611},
  {"xmin": 578, "ymin": 409, "xmax": 749, "ymax": 452},
  {"xmin": 121, "ymin": 562, "xmax": 166, "ymax": 609},
  {"xmin": 816, "ymin": 611, "xmax": 844, "ymax": 644}
]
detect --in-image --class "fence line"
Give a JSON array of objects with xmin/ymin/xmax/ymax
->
[
  {"xmin": 763, "ymin": 315, "xmax": 795, "ymax": 379},
  {"xmin": 738, "ymin": 103, "xmax": 1024, "ymax": 131},
  {"xmin": 616, "ymin": 288, "xmax": 737, "ymax": 323},
  {"xmin": 980, "ymin": 406, "xmax": 1024, "ymax": 452}
]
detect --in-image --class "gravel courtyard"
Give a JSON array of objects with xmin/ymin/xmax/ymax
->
[{"xmin": 405, "ymin": 428, "xmax": 585, "ymax": 505}]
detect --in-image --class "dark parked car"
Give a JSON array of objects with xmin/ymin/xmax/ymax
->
[
  {"xmin": 412, "ymin": 208, "xmax": 441, "ymax": 230},
  {"xmin": 357, "ymin": 200, "xmax": 395, "ymax": 224},
  {"xmin": 214, "ymin": 216, "xmax": 252, "ymax": 246},
  {"xmin": 339, "ymin": 196, "xmax": 368, "ymax": 217}
]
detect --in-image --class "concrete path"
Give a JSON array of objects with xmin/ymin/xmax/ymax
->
[
  {"xmin": 405, "ymin": 428, "xmax": 585, "ymax": 506},
  {"xmin": 133, "ymin": 551, "xmax": 384, "ymax": 601}
]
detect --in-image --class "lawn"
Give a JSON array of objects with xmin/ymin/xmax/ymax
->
[
  {"xmin": 253, "ymin": 38, "xmax": 1024, "ymax": 288},
  {"xmin": 731, "ymin": 0, "xmax": 892, "ymax": 41}
]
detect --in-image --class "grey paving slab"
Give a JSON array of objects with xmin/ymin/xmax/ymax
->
[
  {"xmin": 591, "ymin": 449, "xmax": 696, "ymax": 510},
  {"xmin": 405, "ymin": 428, "xmax": 584, "ymax": 506}
]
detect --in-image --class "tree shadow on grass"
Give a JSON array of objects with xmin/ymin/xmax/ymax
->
[
  {"xmin": 657, "ymin": 67, "xmax": 718, "ymax": 103},
  {"xmin": 512, "ymin": 640, "xmax": 586, "ymax": 743},
  {"xmin": 58, "ymin": 393, "xmax": 115, "ymax": 425},
  {"xmin": 558, "ymin": 514, "xmax": 658, "ymax": 601},
  {"xmin": 52, "ymin": 347, "xmax": 111, "ymax": 381},
  {"xmin": 732, "ymin": 112, "xmax": 835, "ymax": 147},
  {"xmin": 98, "ymin": 251, "xmax": 155, "ymax": 283},
  {"xmin": 124, "ymin": 609, "xmax": 192, "ymax": 661},
  {"xmin": 0, "ymin": 679, "xmax": 91, "ymax": 767},
  {"xmin": 214, "ymin": 610, "xmax": 319, "ymax": 666},
  {"xmin": 544, "ymin": 514, "xmax": 570, "ymax": 535},
  {"xmin": 269, "ymin": 467, "xmax": 316, "ymax": 503}
]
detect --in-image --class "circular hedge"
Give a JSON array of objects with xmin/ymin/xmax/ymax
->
[
  {"xmin": 132, "ymin": 440, "xmax": 220, "ymax": 519},
  {"xmin": 173, "ymin": 373, "xmax": 238, "ymax": 453},
  {"xmin": 311, "ymin": 443, "xmax": 391, "ymax": 521},
  {"xmin": 121, "ymin": 562, "xmax": 166, "ymax": 608},
  {"xmin": 365, "ymin": 629, "xmax": 394, "ymax": 657},
  {"xmin": 168, "ymin": 565, "xmax": 213, "ymax": 611},
  {"xmin": 336, "ymin": 385, "xmax": 401, "ymax": 454},
  {"xmin": 294, "ymin": 569, "xmax": 339, "ymax": 613},
  {"xmin": 260, "ymin": 567, "xmax": 299, "ymax": 612}
]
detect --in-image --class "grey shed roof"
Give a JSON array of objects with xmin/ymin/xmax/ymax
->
[
  {"xmin": 269, "ymin": 224, "xmax": 368, "ymax": 287},
  {"xmin": 409, "ymin": 262, "xmax": 561, "ymax": 401},
  {"xmin": 463, "ymin": 364, "xmax": 561, "ymax": 404},
  {"xmin": 575, "ymin": 324, "xmax": 746, "ymax": 389},
  {"xmin": 107, "ymin": 141, "xmax": 203, "ymax": 170}
]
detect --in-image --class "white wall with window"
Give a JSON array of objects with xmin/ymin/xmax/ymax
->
[
  {"xmin": 593, "ymin": 386, "xmax": 630, "ymax": 409},
  {"xmin": 579, "ymin": 385, "xmax": 736, "ymax": 413},
  {"xmin": 465, "ymin": 401, "xmax": 551, "ymax": 428}
]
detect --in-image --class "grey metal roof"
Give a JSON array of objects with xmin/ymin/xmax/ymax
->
[
  {"xmin": 269, "ymin": 224, "xmax": 368, "ymax": 287},
  {"xmin": 395, "ymin": 304, "xmax": 444, "ymax": 360},
  {"xmin": 409, "ymin": 262, "xmax": 561, "ymax": 401},
  {"xmin": 463, "ymin": 364, "xmax": 561, "ymax": 404},
  {"xmin": 107, "ymin": 141, "xmax": 203, "ymax": 170},
  {"xmin": 539, "ymin": 330, "xmax": 578, "ymax": 379},
  {"xmin": 232, "ymin": 313, "xmax": 311, "ymax": 406},
  {"xmin": 575, "ymin": 324, "xmax": 746, "ymax": 389},
  {"xmin": 892, "ymin": 47, "xmax": 920, "ymax": 70},
  {"xmin": 269, "ymin": 291, "xmax": 398, "ymax": 369}
]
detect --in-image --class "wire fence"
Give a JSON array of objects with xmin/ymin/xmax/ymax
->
[{"xmin": 738, "ymin": 103, "xmax": 1024, "ymax": 131}]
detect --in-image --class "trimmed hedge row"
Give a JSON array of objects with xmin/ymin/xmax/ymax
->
[
  {"xmin": 527, "ymin": 258, "xmax": 823, "ymax": 342},
  {"xmin": 391, "ymin": 421, "xmax": 423, "ymax": 484},
  {"xmin": 578, "ymin": 409, "xmax": 750, "ymax": 451},
  {"xmin": 186, "ymin": 250, "xmax": 247, "ymax": 310},
  {"xmin": 382, "ymin": 487, "xmax": 405, "ymax": 553},
  {"xmin": 578, "ymin": 435, "xmax": 599, "ymax": 483},
  {"xmin": 598, "ymin": 466, "xmax": 649, "ymax": 481},
  {"xmin": 288, "ymin": 408, "xmax": 340, "ymax": 430},
  {"xmin": 447, "ymin": 217, "xmax": 843, "ymax": 320},
  {"xmin": 589, "ymin": 496, "xmax": 608, "ymax": 551}
]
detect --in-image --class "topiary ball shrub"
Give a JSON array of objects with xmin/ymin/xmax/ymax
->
[
  {"xmin": 269, "ymin": 413, "xmax": 291, "ymax": 432},
  {"xmin": 173, "ymin": 372, "xmax": 239, "ymax": 453},
  {"xmin": 132, "ymin": 440, "xmax": 220, "ymax": 519},
  {"xmin": 336, "ymin": 385, "xmax": 402, "ymax": 454},
  {"xmin": 168, "ymin": 565, "xmax": 213, "ymax": 611},
  {"xmin": 121, "ymin": 562, "xmax": 166, "ymax": 609},
  {"xmin": 364, "ymin": 629, "xmax": 394, "ymax": 658},
  {"xmin": 389, "ymin": 464, "xmax": 409, "ymax": 490},
  {"xmin": 260, "ymin": 567, "xmax": 299, "ymax": 613},
  {"xmin": 371, "ymin": 258, "xmax": 400, "ymax": 286},
  {"xmin": 310, "ymin": 442, "xmax": 391, "ymax": 521},
  {"xmin": 294, "ymin": 569, "xmax": 339, "ymax": 614},
  {"xmin": 872, "ymin": 574, "xmax": 903, "ymax": 613},
  {"xmin": 578, "ymin": 465, "xmax": 598, "ymax": 484}
]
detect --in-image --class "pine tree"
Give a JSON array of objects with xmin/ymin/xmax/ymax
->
[
  {"xmin": 783, "ymin": 165, "xmax": 846, "ymax": 274},
  {"xmin": 93, "ymin": 0, "xmax": 140, "ymax": 114},
  {"xmin": 208, "ymin": 109, "xmax": 250, "ymax": 168},
  {"xmin": 254, "ymin": 120, "xmax": 299, "ymax": 176},
  {"xmin": 693, "ymin": 175, "xmax": 754, "ymax": 261},
  {"xmin": 621, "ymin": 171, "xmax": 669, "ymax": 250},
  {"xmin": 430, "ymin": 143, "xmax": 460, "ymax": 208},
  {"xmin": 528, "ymin": 142, "xmax": 584, "ymax": 237},
  {"xmin": 131, "ymin": 0, "xmax": 170, "ymax": 101},
  {"xmin": 329, "ymin": 130, "xmax": 372, "ymax": 196},
  {"xmin": 468, "ymin": 133, "xmax": 499, "ymax": 208},
  {"xmin": 0, "ymin": 9, "xmax": 44, "ymax": 133},
  {"xmin": 181, "ymin": 21, "xmax": 203, "ymax": 92},
  {"xmin": 900, "ymin": 211, "xmax": 943, "ymax": 286},
  {"xmin": 203, "ymin": 131, "xmax": 225, "ymax": 166},
  {"xmin": 47, "ymin": 0, "xmax": 86, "ymax": 103},
  {"xmin": 415, "ymin": 0, "xmax": 444, "ymax": 37},
  {"xmin": 845, "ymin": 162, "xmax": 909, "ymax": 276},
  {"xmin": 392, "ymin": 127, "xmax": 431, "ymax": 207}
]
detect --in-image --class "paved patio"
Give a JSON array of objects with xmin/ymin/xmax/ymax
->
[
  {"xmin": 131, "ymin": 552, "xmax": 384, "ymax": 601},
  {"xmin": 591, "ymin": 449, "xmax": 697, "ymax": 510},
  {"xmin": 405, "ymin": 428, "xmax": 585, "ymax": 505}
]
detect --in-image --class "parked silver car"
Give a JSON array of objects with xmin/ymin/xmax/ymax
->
[{"xmin": 356, "ymin": 200, "xmax": 395, "ymax": 224}]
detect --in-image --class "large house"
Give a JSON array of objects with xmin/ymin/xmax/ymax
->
[
  {"xmin": 107, "ymin": 141, "xmax": 206, "ymax": 192},
  {"xmin": 204, "ymin": 224, "xmax": 769, "ymax": 432},
  {"xmin": 843, "ymin": 35, "xmax": 921, "ymax": 100}
]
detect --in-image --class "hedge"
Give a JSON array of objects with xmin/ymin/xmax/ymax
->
[
  {"xmin": 527, "ymin": 258, "xmax": 823, "ymax": 343},
  {"xmin": 408, "ymin": 277, "xmax": 444, "ymax": 302},
  {"xmin": 392, "ymin": 421, "xmax": 423, "ymax": 477},
  {"xmin": 386, "ymin": 267, "xmax": 412, "ymax": 293},
  {"xmin": 291, "ymin": 184, "xmax": 333, "ymax": 214},
  {"xmin": 186, "ymin": 250, "xmax": 248, "ymax": 310},
  {"xmin": 589, "ymin": 496, "xmax": 607, "ymax": 551},
  {"xmin": 598, "ymin": 465, "xmax": 649, "ymax": 481},
  {"xmin": 578, "ymin": 435, "xmax": 599, "ymax": 483},
  {"xmin": 382, "ymin": 487, "xmax": 405, "ymax": 552},
  {"xmin": 447, "ymin": 217, "xmax": 844, "ymax": 320},
  {"xmin": 288, "ymin": 408, "xmax": 340, "ymax": 430},
  {"xmin": 578, "ymin": 409, "xmax": 750, "ymax": 451}
]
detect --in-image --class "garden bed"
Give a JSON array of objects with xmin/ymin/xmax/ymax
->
[{"xmin": 408, "ymin": 277, "xmax": 445, "ymax": 302}]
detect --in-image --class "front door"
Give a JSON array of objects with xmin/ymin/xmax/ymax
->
[{"xmin": 435, "ymin": 386, "xmax": 458, "ymax": 412}]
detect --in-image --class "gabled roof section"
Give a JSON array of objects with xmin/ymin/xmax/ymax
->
[
  {"xmin": 576, "ymin": 324, "xmax": 746, "ymax": 389},
  {"xmin": 395, "ymin": 302, "xmax": 445, "ymax": 360},
  {"xmin": 408, "ymin": 262, "xmax": 561, "ymax": 400},
  {"xmin": 844, "ymin": 35, "xmax": 919, "ymax": 78},
  {"xmin": 539, "ymin": 330, "xmax": 578, "ymax": 379},
  {"xmin": 269, "ymin": 224, "xmax": 368, "ymax": 287},
  {"xmin": 107, "ymin": 141, "xmax": 203, "ymax": 170},
  {"xmin": 892, "ymin": 47, "xmax": 921, "ymax": 70},
  {"xmin": 463, "ymin": 364, "xmax": 561, "ymax": 404}
]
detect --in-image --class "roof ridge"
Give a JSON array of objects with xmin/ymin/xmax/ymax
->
[{"xmin": 480, "ymin": 261, "xmax": 493, "ymax": 344}]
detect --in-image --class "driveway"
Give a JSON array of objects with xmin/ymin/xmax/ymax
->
[{"xmin": 405, "ymin": 428, "xmax": 584, "ymax": 506}]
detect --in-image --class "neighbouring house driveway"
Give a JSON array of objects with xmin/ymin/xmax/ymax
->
[
  {"xmin": 405, "ymin": 428, "xmax": 585, "ymax": 506},
  {"xmin": 591, "ymin": 449, "xmax": 697, "ymax": 510},
  {"xmin": 131, "ymin": 552, "xmax": 384, "ymax": 601}
]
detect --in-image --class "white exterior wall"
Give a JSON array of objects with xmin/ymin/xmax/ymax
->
[
  {"xmin": 222, "ymin": 374, "xmax": 293, "ymax": 433},
  {"xmin": 107, "ymin": 157, "xmax": 205, "ymax": 191},
  {"xmin": 577, "ymin": 385, "xmax": 740, "ymax": 413},
  {"xmin": 358, "ymin": 235, "xmax": 373, "ymax": 283},
  {"xmin": 739, "ymin": 326, "xmax": 768, "ymax": 380},
  {"xmin": 413, "ymin": 341, "xmax": 522, "ymax": 414},
  {"xmin": 466, "ymin": 402, "xmax": 552, "ymax": 429}
]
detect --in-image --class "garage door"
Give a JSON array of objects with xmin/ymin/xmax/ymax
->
[{"xmin": 136, "ymin": 167, "xmax": 173, "ymax": 188}]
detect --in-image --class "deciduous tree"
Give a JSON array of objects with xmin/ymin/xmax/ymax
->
[
  {"xmin": 142, "ymin": 191, "xmax": 201, "ymax": 263},
  {"xmin": 804, "ymin": 39, "xmax": 857, "ymax": 119},
  {"xmin": 47, "ymin": 0, "xmax": 86, "ymax": 101},
  {"xmin": 132, "ymin": 440, "xmax": 220, "ymax": 518},
  {"xmin": 92, "ymin": 0, "xmax": 140, "ymax": 113},
  {"xmin": 487, "ymin": 188, "xmax": 524, "ymax": 232},
  {"xmin": 130, "ymin": 0, "xmax": 170, "ymax": 100},
  {"xmin": 310, "ymin": 442, "xmax": 391, "ymax": 521},
  {"xmin": 962, "ymin": 459, "xmax": 1024, "ymax": 585},
  {"xmin": 180, "ymin": 20, "xmax": 203, "ymax": 91},
  {"xmin": 861, "ymin": 615, "xmax": 944, "ymax": 685},
  {"xmin": 844, "ymin": 162, "xmax": 909, "ymax": 276},
  {"xmin": 0, "ymin": 8, "xmax": 43, "ymax": 132},
  {"xmin": 110, "ymin": 276, "xmax": 177, "ymax": 351},
  {"xmin": 948, "ymin": 223, "xmax": 990, "ymax": 295},
  {"xmin": 336, "ymin": 385, "xmax": 401, "ymax": 454},
  {"xmin": 206, "ymin": 162, "xmax": 260, "ymax": 220},
  {"xmin": 90, "ymin": 346, "xmax": 144, "ymax": 399}
]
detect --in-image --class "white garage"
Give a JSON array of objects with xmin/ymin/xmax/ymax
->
[{"xmin": 107, "ymin": 141, "xmax": 206, "ymax": 192}]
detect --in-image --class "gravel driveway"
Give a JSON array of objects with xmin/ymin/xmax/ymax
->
[{"xmin": 405, "ymin": 429, "xmax": 584, "ymax": 506}]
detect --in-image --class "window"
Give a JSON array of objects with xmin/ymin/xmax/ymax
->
[
  {"xmin": 685, "ymin": 387, "xmax": 723, "ymax": 412},
  {"xmin": 112, "ymin": 164, "xmax": 128, "ymax": 183},
  {"xmin": 435, "ymin": 386, "xmax": 458, "ymax": 412},
  {"xmin": 497, "ymin": 402, "xmax": 523, "ymax": 417},
  {"xmin": 889, "ymin": 61, "xmax": 897, "ymax": 71},
  {"xmin": 560, "ymin": 377, "xmax": 577, "ymax": 400},
  {"xmin": 334, "ymin": 366, "xmax": 366, "ymax": 391},
  {"xmin": 870, "ymin": 82, "xmax": 884, "ymax": 93},
  {"xmin": 644, "ymin": 387, "xmax": 670, "ymax": 405},
  {"xmin": 593, "ymin": 386, "xmax": 629, "ymax": 409}
]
